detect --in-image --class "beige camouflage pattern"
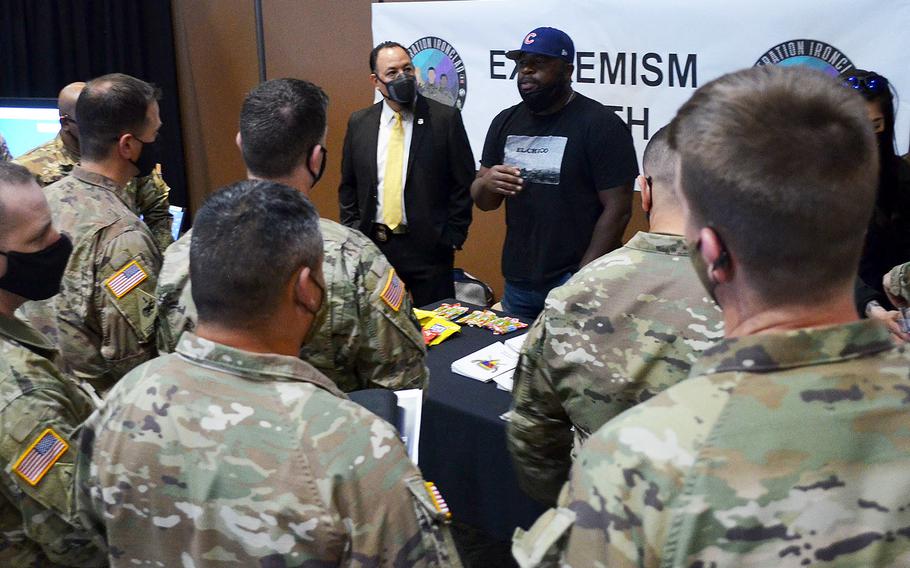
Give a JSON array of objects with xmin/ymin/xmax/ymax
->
[
  {"xmin": 508, "ymin": 232, "xmax": 723, "ymax": 505},
  {"xmin": 76, "ymin": 332, "xmax": 459, "ymax": 567},
  {"xmin": 886, "ymin": 261, "xmax": 910, "ymax": 303},
  {"xmin": 157, "ymin": 219, "xmax": 428, "ymax": 392},
  {"xmin": 14, "ymin": 135, "xmax": 174, "ymax": 252},
  {"xmin": 0, "ymin": 314, "xmax": 104, "ymax": 567},
  {"xmin": 21, "ymin": 167, "xmax": 161, "ymax": 394},
  {"xmin": 514, "ymin": 320, "xmax": 910, "ymax": 568}
]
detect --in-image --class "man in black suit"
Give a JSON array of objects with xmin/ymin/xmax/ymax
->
[{"xmin": 340, "ymin": 41, "xmax": 475, "ymax": 307}]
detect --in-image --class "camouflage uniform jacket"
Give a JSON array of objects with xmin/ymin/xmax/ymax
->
[
  {"xmin": 76, "ymin": 332, "xmax": 460, "ymax": 567},
  {"xmin": 156, "ymin": 219, "xmax": 428, "ymax": 392},
  {"xmin": 886, "ymin": 261, "xmax": 910, "ymax": 303},
  {"xmin": 21, "ymin": 167, "xmax": 161, "ymax": 394},
  {"xmin": 0, "ymin": 314, "xmax": 105, "ymax": 567},
  {"xmin": 508, "ymin": 232, "xmax": 723, "ymax": 505},
  {"xmin": 14, "ymin": 135, "xmax": 174, "ymax": 252},
  {"xmin": 513, "ymin": 320, "xmax": 910, "ymax": 568}
]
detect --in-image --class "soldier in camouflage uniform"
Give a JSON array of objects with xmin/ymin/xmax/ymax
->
[
  {"xmin": 14, "ymin": 82, "xmax": 173, "ymax": 253},
  {"xmin": 0, "ymin": 163, "xmax": 105, "ymax": 567},
  {"xmin": 21, "ymin": 74, "xmax": 163, "ymax": 394},
  {"xmin": 157, "ymin": 78, "xmax": 427, "ymax": 393},
  {"xmin": 508, "ymin": 127, "xmax": 723, "ymax": 506},
  {"xmin": 77, "ymin": 181, "xmax": 459, "ymax": 566},
  {"xmin": 514, "ymin": 66, "xmax": 910, "ymax": 567}
]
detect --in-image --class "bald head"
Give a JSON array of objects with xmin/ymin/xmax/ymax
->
[{"xmin": 58, "ymin": 82, "xmax": 85, "ymax": 117}]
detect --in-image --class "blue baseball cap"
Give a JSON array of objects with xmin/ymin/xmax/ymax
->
[{"xmin": 506, "ymin": 27, "xmax": 575, "ymax": 64}]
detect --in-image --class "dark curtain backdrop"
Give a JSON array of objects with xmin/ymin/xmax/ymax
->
[{"xmin": 0, "ymin": 0, "xmax": 188, "ymax": 206}]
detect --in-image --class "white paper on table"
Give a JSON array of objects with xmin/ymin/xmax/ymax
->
[
  {"xmin": 394, "ymin": 389, "xmax": 423, "ymax": 465},
  {"xmin": 493, "ymin": 369, "xmax": 514, "ymax": 392},
  {"xmin": 504, "ymin": 333, "xmax": 528, "ymax": 356},
  {"xmin": 450, "ymin": 342, "xmax": 517, "ymax": 382}
]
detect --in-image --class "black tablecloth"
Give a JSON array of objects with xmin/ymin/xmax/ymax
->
[{"xmin": 418, "ymin": 300, "xmax": 547, "ymax": 542}]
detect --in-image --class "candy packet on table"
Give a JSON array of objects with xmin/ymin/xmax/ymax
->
[
  {"xmin": 431, "ymin": 302, "xmax": 470, "ymax": 321},
  {"xmin": 413, "ymin": 308, "xmax": 437, "ymax": 325},
  {"xmin": 457, "ymin": 309, "xmax": 498, "ymax": 328},
  {"xmin": 487, "ymin": 316, "xmax": 528, "ymax": 335},
  {"xmin": 421, "ymin": 316, "xmax": 461, "ymax": 346}
]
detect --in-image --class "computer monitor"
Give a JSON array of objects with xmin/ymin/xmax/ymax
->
[{"xmin": 0, "ymin": 98, "xmax": 60, "ymax": 158}]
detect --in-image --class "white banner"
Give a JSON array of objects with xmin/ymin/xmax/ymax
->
[{"xmin": 373, "ymin": 0, "xmax": 910, "ymax": 167}]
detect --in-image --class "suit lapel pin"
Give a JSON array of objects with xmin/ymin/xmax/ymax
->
[{"xmin": 417, "ymin": 118, "xmax": 424, "ymax": 125}]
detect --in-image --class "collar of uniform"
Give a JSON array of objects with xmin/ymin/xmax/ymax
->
[
  {"xmin": 0, "ymin": 312, "xmax": 57, "ymax": 356},
  {"xmin": 71, "ymin": 165, "xmax": 125, "ymax": 196},
  {"xmin": 381, "ymin": 99, "xmax": 414, "ymax": 125},
  {"xmin": 175, "ymin": 332, "xmax": 347, "ymax": 398},
  {"xmin": 691, "ymin": 319, "xmax": 895, "ymax": 376},
  {"xmin": 624, "ymin": 231, "xmax": 689, "ymax": 256}
]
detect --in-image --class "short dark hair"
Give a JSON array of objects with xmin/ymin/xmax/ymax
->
[
  {"xmin": 239, "ymin": 78, "xmax": 328, "ymax": 179},
  {"xmin": 0, "ymin": 162, "xmax": 39, "ymax": 237},
  {"xmin": 77, "ymin": 73, "xmax": 160, "ymax": 161},
  {"xmin": 669, "ymin": 65, "xmax": 877, "ymax": 303},
  {"xmin": 370, "ymin": 41, "xmax": 408, "ymax": 73},
  {"xmin": 190, "ymin": 180, "xmax": 323, "ymax": 326},
  {"xmin": 642, "ymin": 126, "xmax": 675, "ymax": 184}
]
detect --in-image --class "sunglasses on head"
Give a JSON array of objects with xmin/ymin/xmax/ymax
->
[{"xmin": 843, "ymin": 74, "xmax": 888, "ymax": 94}]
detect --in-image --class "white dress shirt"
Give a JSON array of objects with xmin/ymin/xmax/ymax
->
[{"xmin": 375, "ymin": 100, "xmax": 413, "ymax": 224}]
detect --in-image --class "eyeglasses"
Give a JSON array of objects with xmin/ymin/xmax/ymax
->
[{"xmin": 843, "ymin": 74, "xmax": 888, "ymax": 94}]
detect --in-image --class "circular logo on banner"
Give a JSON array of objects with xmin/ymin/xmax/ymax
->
[
  {"xmin": 407, "ymin": 37, "xmax": 467, "ymax": 109},
  {"xmin": 754, "ymin": 39, "xmax": 855, "ymax": 76}
]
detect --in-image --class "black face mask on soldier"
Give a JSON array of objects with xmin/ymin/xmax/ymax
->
[
  {"xmin": 379, "ymin": 74, "xmax": 417, "ymax": 108},
  {"xmin": 131, "ymin": 135, "xmax": 160, "ymax": 177},
  {"xmin": 0, "ymin": 234, "xmax": 73, "ymax": 301}
]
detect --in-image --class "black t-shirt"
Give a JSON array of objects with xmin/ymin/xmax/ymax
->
[{"xmin": 480, "ymin": 93, "xmax": 639, "ymax": 285}]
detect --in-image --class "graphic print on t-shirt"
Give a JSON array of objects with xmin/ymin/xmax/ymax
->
[{"xmin": 504, "ymin": 135, "xmax": 568, "ymax": 185}]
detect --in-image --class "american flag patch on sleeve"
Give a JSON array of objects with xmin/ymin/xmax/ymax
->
[
  {"xmin": 425, "ymin": 481, "xmax": 452, "ymax": 520},
  {"xmin": 105, "ymin": 260, "xmax": 148, "ymax": 298},
  {"xmin": 13, "ymin": 428, "xmax": 69, "ymax": 486},
  {"xmin": 380, "ymin": 269, "xmax": 406, "ymax": 311}
]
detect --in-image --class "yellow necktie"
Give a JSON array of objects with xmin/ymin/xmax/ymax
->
[{"xmin": 383, "ymin": 112, "xmax": 404, "ymax": 230}]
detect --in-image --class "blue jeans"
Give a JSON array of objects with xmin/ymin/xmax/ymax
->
[{"xmin": 501, "ymin": 272, "xmax": 573, "ymax": 321}]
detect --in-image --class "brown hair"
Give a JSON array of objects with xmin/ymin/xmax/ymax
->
[{"xmin": 669, "ymin": 65, "xmax": 877, "ymax": 302}]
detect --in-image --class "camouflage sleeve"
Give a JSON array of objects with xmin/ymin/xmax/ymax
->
[
  {"xmin": 328, "ymin": 402, "xmax": 460, "ymax": 566},
  {"xmin": 133, "ymin": 171, "xmax": 174, "ymax": 254},
  {"xmin": 357, "ymin": 250, "xmax": 428, "ymax": 390},
  {"xmin": 886, "ymin": 262, "xmax": 910, "ymax": 303},
  {"xmin": 507, "ymin": 314, "xmax": 574, "ymax": 506},
  {"xmin": 513, "ymin": 377, "xmax": 726, "ymax": 568},
  {"xmin": 0, "ymin": 388, "xmax": 105, "ymax": 566},
  {"xmin": 93, "ymin": 228, "xmax": 162, "ymax": 389},
  {"xmin": 155, "ymin": 234, "xmax": 194, "ymax": 353}
]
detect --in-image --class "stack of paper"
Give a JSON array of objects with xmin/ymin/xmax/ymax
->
[
  {"xmin": 504, "ymin": 333, "xmax": 528, "ymax": 356},
  {"xmin": 451, "ymin": 342, "xmax": 517, "ymax": 383}
]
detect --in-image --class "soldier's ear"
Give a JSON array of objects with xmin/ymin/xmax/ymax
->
[{"xmin": 638, "ymin": 175, "xmax": 652, "ymax": 214}]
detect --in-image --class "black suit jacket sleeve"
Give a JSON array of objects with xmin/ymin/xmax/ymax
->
[
  {"xmin": 442, "ymin": 107, "xmax": 475, "ymax": 249},
  {"xmin": 339, "ymin": 113, "xmax": 360, "ymax": 228}
]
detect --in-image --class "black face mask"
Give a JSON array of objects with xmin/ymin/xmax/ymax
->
[
  {"xmin": 131, "ymin": 136, "xmax": 160, "ymax": 177},
  {"xmin": 520, "ymin": 80, "xmax": 570, "ymax": 114},
  {"xmin": 308, "ymin": 147, "xmax": 327, "ymax": 186},
  {"xmin": 380, "ymin": 74, "xmax": 417, "ymax": 107},
  {"xmin": 0, "ymin": 234, "xmax": 73, "ymax": 301}
]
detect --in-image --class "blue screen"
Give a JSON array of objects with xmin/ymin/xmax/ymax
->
[{"xmin": 0, "ymin": 100, "xmax": 60, "ymax": 158}]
